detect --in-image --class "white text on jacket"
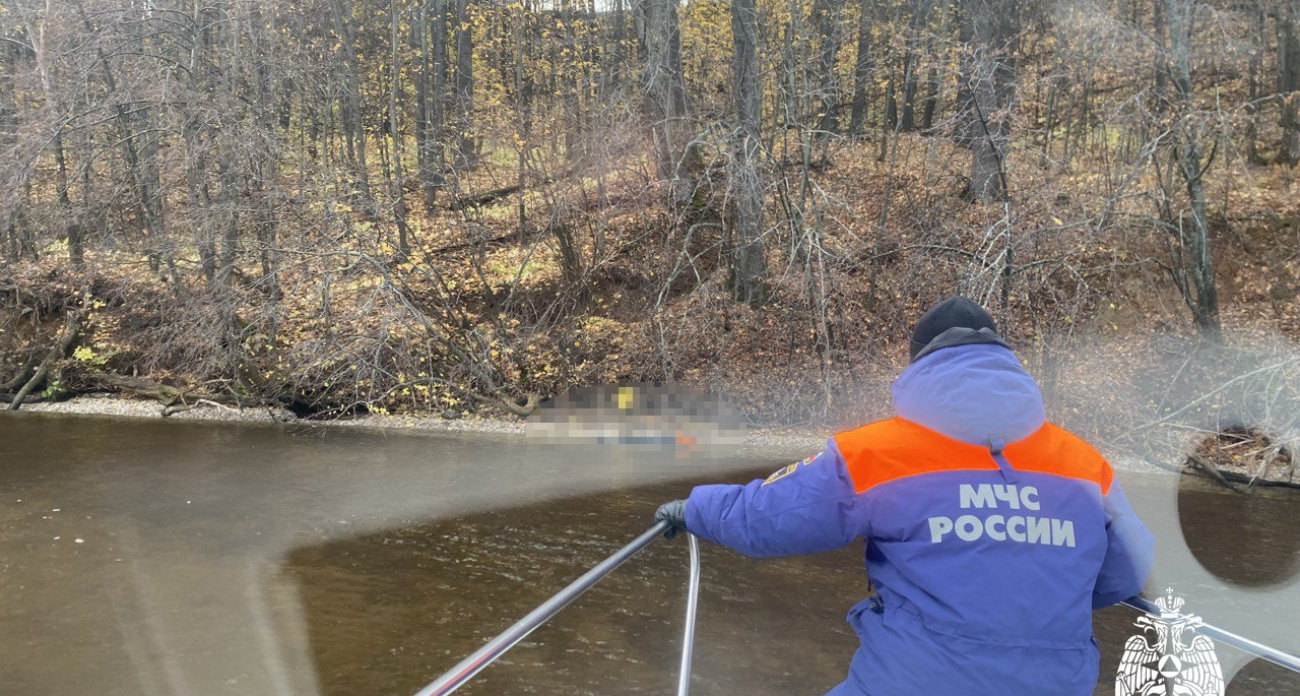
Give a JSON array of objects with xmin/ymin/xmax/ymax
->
[{"xmin": 927, "ymin": 484, "xmax": 1075, "ymax": 547}]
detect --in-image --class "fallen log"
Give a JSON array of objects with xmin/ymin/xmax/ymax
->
[
  {"xmin": 447, "ymin": 167, "xmax": 572, "ymax": 211},
  {"xmin": 161, "ymin": 398, "xmax": 243, "ymax": 418},
  {"xmin": 93, "ymin": 373, "xmax": 191, "ymax": 403},
  {"xmin": 449, "ymin": 183, "xmax": 524, "ymax": 210},
  {"xmin": 6, "ymin": 303, "xmax": 88, "ymax": 411},
  {"xmin": 1, "ymin": 363, "xmax": 36, "ymax": 393},
  {"xmin": 427, "ymin": 228, "xmax": 526, "ymax": 257},
  {"xmin": 91, "ymin": 373, "xmax": 264, "ymax": 416},
  {"xmin": 1186, "ymin": 453, "xmax": 1300, "ymax": 492}
]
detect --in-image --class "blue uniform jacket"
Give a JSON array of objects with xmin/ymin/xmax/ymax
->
[{"xmin": 684, "ymin": 344, "xmax": 1154, "ymax": 696}]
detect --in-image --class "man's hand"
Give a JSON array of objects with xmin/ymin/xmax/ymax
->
[{"xmin": 653, "ymin": 499, "xmax": 688, "ymax": 540}]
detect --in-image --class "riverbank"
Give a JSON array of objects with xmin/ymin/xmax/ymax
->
[
  {"xmin": 15, "ymin": 392, "xmax": 1202, "ymax": 477},
  {"xmin": 14, "ymin": 392, "xmax": 830, "ymax": 456}
]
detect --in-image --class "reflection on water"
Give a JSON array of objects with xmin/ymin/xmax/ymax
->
[
  {"xmin": 2, "ymin": 411, "xmax": 1298, "ymax": 696},
  {"xmin": 1178, "ymin": 481, "xmax": 1300, "ymax": 588},
  {"xmin": 283, "ymin": 483, "xmax": 865, "ymax": 696},
  {"xmin": 1229, "ymin": 659, "xmax": 1300, "ymax": 694}
]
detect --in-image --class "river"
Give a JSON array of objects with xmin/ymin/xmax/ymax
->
[{"xmin": 1, "ymin": 412, "xmax": 1298, "ymax": 695}]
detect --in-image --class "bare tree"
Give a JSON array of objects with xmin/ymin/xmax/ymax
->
[
  {"xmin": 420, "ymin": 0, "xmax": 450, "ymax": 207},
  {"xmin": 452, "ymin": 0, "xmax": 476, "ymax": 168},
  {"xmin": 961, "ymin": 0, "xmax": 1016, "ymax": 203},
  {"xmin": 1160, "ymin": 0, "xmax": 1220, "ymax": 336},
  {"xmin": 1279, "ymin": 0, "xmax": 1300, "ymax": 165},
  {"xmin": 638, "ymin": 0, "xmax": 690, "ymax": 203},
  {"xmin": 330, "ymin": 0, "xmax": 376, "ymax": 216},
  {"xmin": 810, "ymin": 0, "xmax": 847, "ymax": 143},
  {"xmin": 731, "ymin": 0, "xmax": 768, "ymax": 305},
  {"xmin": 899, "ymin": 0, "xmax": 932, "ymax": 133},
  {"xmin": 16, "ymin": 1, "xmax": 82, "ymax": 269},
  {"xmin": 75, "ymin": 0, "xmax": 169, "ymax": 272},
  {"xmin": 848, "ymin": 0, "xmax": 875, "ymax": 136},
  {"xmin": 389, "ymin": 0, "xmax": 410, "ymax": 257}
]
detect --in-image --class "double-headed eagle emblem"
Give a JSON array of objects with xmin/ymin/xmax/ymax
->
[{"xmin": 1116, "ymin": 589, "xmax": 1224, "ymax": 696}]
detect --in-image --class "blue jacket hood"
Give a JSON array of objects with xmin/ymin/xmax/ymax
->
[{"xmin": 891, "ymin": 343, "xmax": 1046, "ymax": 445}]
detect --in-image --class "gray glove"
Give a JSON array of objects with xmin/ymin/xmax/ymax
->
[{"xmin": 653, "ymin": 499, "xmax": 688, "ymax": 540}]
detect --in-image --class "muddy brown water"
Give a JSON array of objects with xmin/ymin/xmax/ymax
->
[{"xmin": 2, "ymin": 412, "xmax": 1298, "ymax": 696}]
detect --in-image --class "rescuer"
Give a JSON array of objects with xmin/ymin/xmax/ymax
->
[{"xmin": 652, "ymin": 296, "xmax": 1154, "ymax": 696}]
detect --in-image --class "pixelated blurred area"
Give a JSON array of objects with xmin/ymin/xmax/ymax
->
[{"xmin": 525, "ymin": 383, "xmax": 748, "ymax": 454}]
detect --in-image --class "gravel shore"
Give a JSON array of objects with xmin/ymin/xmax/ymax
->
[
  {"xmin": 17, "ymin": 394, "xmax": 828, "ymax": 456},
  {"xmin": 15, "ymin": 395, "xmax": 1184, "ymax": 473}
]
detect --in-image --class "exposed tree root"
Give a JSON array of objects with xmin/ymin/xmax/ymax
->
[
  {"xmin": 161, "ymin": 398, "xmax": 244, "ymax": 418},
  {"xmin": 1186, "ymin": 452, "xmax": 1300, "ymax": 491},
  {"xmin": 91, "ymin": 373, "xmax": 269, "ymax": 418},
  {"xmin": 5, "ymin": 300, "xmax": 88, "ymax": 411},
  {"xmin": 0, "ymin": 363, "xmax": 36, "ymax": 393},
  {"xmin": 499, "ymin": 393, "xmax": 539, "ymax": 417},
  {"xmin": 1186, "ymin": 453, "xmax": 1244, "ymax": 492}
]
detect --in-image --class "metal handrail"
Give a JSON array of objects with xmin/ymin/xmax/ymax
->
[
  {"xmin": 412, "ymin": 521, "xmax": 701, "ymax": 696},
  {"xmin": 677, "ymin": 533, "xmax": 701, "ymax": 696},
  {"xmin": 414, "ymin": 530, "xmax": 1300, "ymax": 694},
  {"xmin": 1122, "ymin": 596, "xmax": 1300, "ymax": 674}
]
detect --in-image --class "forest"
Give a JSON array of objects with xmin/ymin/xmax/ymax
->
[{"xmin": 2, "ymin": 0, "xmax": 1299, "ymax": 456}]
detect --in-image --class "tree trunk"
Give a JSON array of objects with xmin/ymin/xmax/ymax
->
[
  {"xmin": 810, "ymin": 0, "xmax": 847, "ymax": 143},
  {"xmin": 1278, "ymin": 0, "xmax": 1300, "ymax": 166},
  {"xmin": 1245, "ymin": 0, "xmax": 1266, "ymax": 164},
  {"xmin": 430, "ymin": 0, "xmax": 450, "ymax": 205},
  {"xmin": 511, "ymin": 9, "xmax": 540, "ymax": 257},
  {"xmin": 884, "ymin": 63, "xmax": 898, "ymax": 132},
  {"xmin": 390, "ymin": 0, "xmax": 410, "ymax": 257},
  {"xmin": 216, "ymin": 155, "xmax": 240, "ymax": 288},
  {"xmin": 730, "ymin": 0, "xmax": 768, "ymax": 306},
  {"xmin": 25, "ymin": 9, "xmax": 83, "ymax": 270},
  {"xmin": 331, "ymin": 0, "xmax": 375, "ymax": 216},
  {"xmin": 921, "ymin": 65, "xmax": 939, "ymax": 130},
  {"xmin": 247, "ymin": 4, "xmax": 281, "ymax": 300},
  {"xmin": 415, "ymin": 0, "xmax": 431, "ymax": 206},
  {"xmin": 183, "ymin": 2, "xmax": 215, "ymax": 285},
  {"xmin": 961, "ymin": 0, "xmax": 1015, "ymax": 203},
  {"xmin": 1164, "ymin": 0, "xmax": 1220, "ymax": 336},
  {"xmin": 640, "ymin": 0, "xmax": 690, "ymax": 204},
  {"xmin": 920, "ymin": 0, "xmax": 947, "ymax": 131},
  {"xmin": 0, "ymin": 34, "xmax": 14, "ymax": 152},
  {"xmin": 778, "ymin": 0, "xmax": 802, "ymax": 162},
  {"xmin": 668, "ymin": 3, "xmax": 688, "ymax": 118},
  {"xmin": 453, "ymin": 0, "xmax": 477, "ymax": 168},
  {"xmin": 848, "ymin": 0, "xmax": 874, "ymax": 136},
  {"xmin": 54, "ymin": 134, "xmax": 83, "ymax": 269},
  {"xmin": 900, "ymin": 0, "xmax": 930, "ymax": 134},
  {"xmin": 611, "ymin": 0, "xmax": 628, "ymax": 88},
  {"xmin": 900, "ymin": 57, "xmax": 917, "ymax": 132},
  {"xmin": 561, "ymin": 0, "xmax": 586, "ymax": 165}
]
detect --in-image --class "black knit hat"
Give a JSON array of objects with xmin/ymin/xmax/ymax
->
[{"xmin": 908, "ymin": 296, "xmax": 1008, "ymax": 362}]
